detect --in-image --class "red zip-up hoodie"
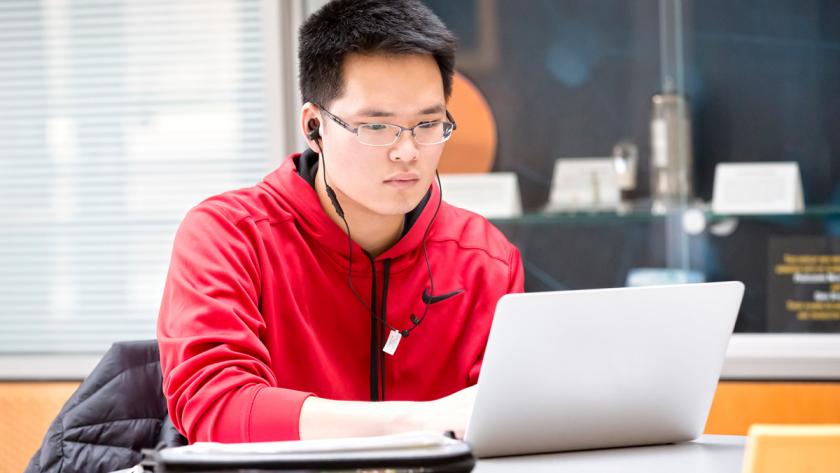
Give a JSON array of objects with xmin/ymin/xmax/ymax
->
[{"xmin": 157, "ymin": 152, "xmax": 524, "ymax": 443}]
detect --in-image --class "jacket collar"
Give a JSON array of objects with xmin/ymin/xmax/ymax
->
[
  {"xmin": 295, "ymin": 149, "xmax": 430, "ymax": 240},
  {"xmin": 261, "ymin": 153, "xmax": 441, "ymax": 271}
]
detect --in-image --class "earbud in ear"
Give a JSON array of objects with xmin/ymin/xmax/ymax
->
[{"xmin": 307, "ymin": 119, "xmax": 321, "ymax": 141}]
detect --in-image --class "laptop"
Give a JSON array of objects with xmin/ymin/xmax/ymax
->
[{"xmin": 464, "ymin": 281, "xmax": 744, "ymax": 458}]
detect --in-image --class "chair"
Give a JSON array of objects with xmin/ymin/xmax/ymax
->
[
  {"xmin": 742, "ymin": 424, "xmax": 840, "ymax": 473},
  {"xmin": 25, "ymin": 340, "xmax": 186, "ymax": 473}
]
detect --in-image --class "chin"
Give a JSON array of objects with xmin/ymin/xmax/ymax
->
[
  {"xmin": 366, "ymin": 201, "xmax": 418, "ymax": 216},
  {"xmin": 365, "ymin": 192, "xmax": 426, "ymax": 216}
]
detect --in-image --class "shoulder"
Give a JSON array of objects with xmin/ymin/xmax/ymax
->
[
  {"xmin": 183, "ymin": 180, "xmax": 293, "ymax": 231},
  {"xmin": 429, "ymin": 202, "xmax": 518, "ymax": 266}
]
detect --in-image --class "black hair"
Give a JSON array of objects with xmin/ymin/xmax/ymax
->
[{"xmin": 298, "ymin": 0, "xmax": 456, "ymax": 107}]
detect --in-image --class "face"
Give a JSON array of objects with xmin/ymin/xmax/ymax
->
[{"xmin": 302, "ymin": 53, "xmax": 447, "ymax": 216}]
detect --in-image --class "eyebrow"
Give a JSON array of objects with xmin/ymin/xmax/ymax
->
[{"xmin": 355, "ymin": 104, "xmax": 445, "ymax": 118}]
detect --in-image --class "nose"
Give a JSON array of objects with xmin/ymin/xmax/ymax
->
[{"xmin": 388, "ymin": 128, "xmax": 419, "ymax": 162}]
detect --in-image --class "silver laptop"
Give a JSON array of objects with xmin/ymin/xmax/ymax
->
[{"xmin": 464, "ymin": 281, "xmax": 744, "ymax": 458}]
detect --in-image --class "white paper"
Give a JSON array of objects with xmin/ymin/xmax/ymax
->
[
  {"xmin": 547, "ymin": 158, "xmax": 620, "ymax": 211},
  {"xmin": 438, "ymin": 172, "xmax": 522, "ymax": 218},
  {"xmin": 712, "ymin": 162, "xmax": 804, "ymax": 214},
  {"xmin": 169, "ymin": 431, "xmax": 457, "ymax": 456}
]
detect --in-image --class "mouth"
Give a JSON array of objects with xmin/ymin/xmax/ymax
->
[{"xmin": 384, "ymin": 173, "xmax": 420, "ymax": 188}]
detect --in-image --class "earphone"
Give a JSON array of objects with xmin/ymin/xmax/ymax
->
[
  {"xmin": 308, "ymin": 119, "xmax": 345, "ymax": 218},
  {"xmin": 306, "ymin": 119, "xmax": 320, "ymax": 141}
]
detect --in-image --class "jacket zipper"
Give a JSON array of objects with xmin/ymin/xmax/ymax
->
[
  {"xmin": 380, "ymin": 259, "xmax": 391, "ymax": 401},
  {"xmin": 366, "ymin": 256, "xmax": 393, "ymax": 402},
  {"xmin": 367, "ymin": 254, "xmax": 379, "ymax": 401}
]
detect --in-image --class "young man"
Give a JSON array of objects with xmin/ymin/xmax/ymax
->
[{"xmin": 157, "ymin": 0, "xmax": 523, "ymax": 443}]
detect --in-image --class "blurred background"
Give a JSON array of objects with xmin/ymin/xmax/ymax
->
[{"xmin": 1, "ymin": 1, "xmax": 839, "ymax": 471}]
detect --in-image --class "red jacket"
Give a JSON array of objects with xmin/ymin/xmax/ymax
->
[{"xmin": 157, "ymin": 153, "xmax": 524, "ymax": 443}]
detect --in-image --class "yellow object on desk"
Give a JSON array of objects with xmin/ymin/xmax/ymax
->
[{"xmin": 742, "ymin": 424, "xmax": 840, "ymax": 473}]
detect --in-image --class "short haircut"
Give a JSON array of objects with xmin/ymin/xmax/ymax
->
[{"xmin": 298, "ymin": 0, "xmax": 457, "ymax": 107}]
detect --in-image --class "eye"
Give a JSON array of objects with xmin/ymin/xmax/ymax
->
[
  {"xmin": 366, "ymin": 123, "xmax": 388, "ymax": 131},
  {"xmin": 416, "ymin": 121, "xmax": 437, "ymax": 129}
]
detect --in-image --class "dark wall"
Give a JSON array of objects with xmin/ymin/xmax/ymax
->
[
  {"xmin": 425, "ymin": 0, "xmax": 840, "ymax": 208},
  {"xmin": 685, "ymin": 0, "xmax": 840, "ymax": 204}
]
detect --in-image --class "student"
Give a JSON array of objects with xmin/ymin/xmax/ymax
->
[{"xmin": 157, "ymin": 0, "xmax": 523, "ymax": 444}]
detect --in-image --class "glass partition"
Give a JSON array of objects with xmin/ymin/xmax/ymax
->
[{"xmin": 424, "ymin": 0, "xmax": 840, "ymax": 334}]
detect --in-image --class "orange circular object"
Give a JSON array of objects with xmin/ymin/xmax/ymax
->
[{"xmin": 439, "ymin": 72, "xmax": 497, "ymax": 174}]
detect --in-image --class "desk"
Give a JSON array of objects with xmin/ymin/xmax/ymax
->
[{"xmin": 476, "ymin": 435, "xmax": 745, "ymax": 472}]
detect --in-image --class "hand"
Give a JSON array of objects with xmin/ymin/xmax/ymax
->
[
  {"xmin": 412, "ymin": 385, "xmax": 477, "ymax": 439},
  {"xmin": 298, "ymin": 385, "xmax": 479, "ymax": 440}
]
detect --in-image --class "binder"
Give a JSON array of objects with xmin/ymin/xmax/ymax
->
[{"xmin": 146, "ymin": 431, "xmax": 476, "ymax": 472}]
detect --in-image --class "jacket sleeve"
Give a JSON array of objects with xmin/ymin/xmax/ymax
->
[
  {"xmin": 506, "ymin": 246, "xmax": 525, "ymax": 295},
  {"xmin": 467, "ymin": 245, "xmax": 525, "ymax": 385},
  {"xmin": 157, "ymin": 203, "xmax": 312, "ymax": 443}
]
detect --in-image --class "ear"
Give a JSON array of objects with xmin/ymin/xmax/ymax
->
[{"xmin": 300, "ymin": 102, "xmax": 323, "ymax": 154}]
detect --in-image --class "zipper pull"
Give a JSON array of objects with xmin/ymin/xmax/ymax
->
[{"xmin": 382, "ymin": 329, "xmax": 402, "ymax": 356}]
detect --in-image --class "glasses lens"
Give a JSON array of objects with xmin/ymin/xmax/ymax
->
[
  {"xmin": 357, "ymin": 123, "xmax": 400, "ymax": 146},
  {"xmin": 410, "ymin": 122, "xmax": 441, "ymax": 145}
]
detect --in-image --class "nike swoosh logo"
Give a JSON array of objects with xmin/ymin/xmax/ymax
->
[{"xmin": 422, "ymin": 288, "xmax": 465, "ymax": 305}]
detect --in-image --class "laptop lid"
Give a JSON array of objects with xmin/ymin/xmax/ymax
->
[{"xmin": 464, "ymin": 281, "xmax": 744, "ymax": 458}]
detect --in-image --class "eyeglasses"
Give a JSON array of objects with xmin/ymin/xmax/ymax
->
[{"xmin": 315, "ymin": 104, "xmax": 457, "ymax": 147}]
